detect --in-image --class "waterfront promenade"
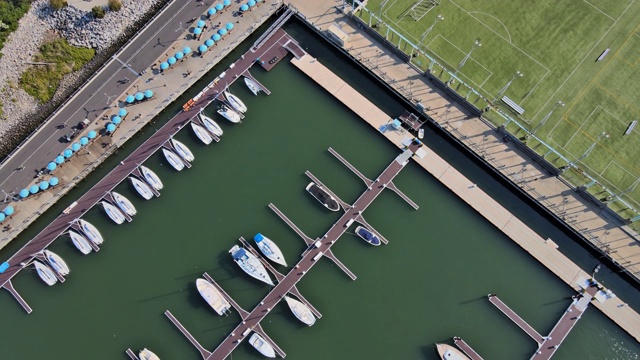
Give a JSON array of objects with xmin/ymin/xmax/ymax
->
[
  {"xmin": 289, "ymin": 51, "xmax": 640, "ymax": 342},
  {"xmin": 286, "ymin": 2, "xmax": 640, "ymax": 283}
]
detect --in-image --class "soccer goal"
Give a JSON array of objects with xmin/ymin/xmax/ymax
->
[{"xmin": 398, "ymin": 0, "xmax": 439, "ymax": 22}]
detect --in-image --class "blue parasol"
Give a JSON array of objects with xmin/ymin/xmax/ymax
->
[
  {"xmin": 135, "ymin": 92, "xmax": 144, "ymax": 101},
  {"xmin": 47, "ymin": 162, "xmax": 56, "ymax": 171},
  {"xmin": 212, "ymin": 33, "xmax": 221, "ymax": 41},
  {"xmin": 248, "ymin": 0, "xmax": 256, "ymax": 7},
  {"xmin": 112, "ymin": 116, "xmax": 122, "ymax": 125},
  {"xmin": 160, "ymin": 62, "xmax": 169, "ymax": 70},
  {"xmin": 197, "ymin": 20, "xmax": 205, "ymax": 28},
  {"xmin": 240, "ymin": 4, "xmax": 248, "ymax": 11},
  {"xmin": 183, "ymin": 46, "xmax": 192, "ymax": 54},
  {"xmin": 126, "ymin": 95, "xmax": 135, "ymax": 103},
  {"xmin": 145, "ymin": 90, "xmax": 153, "ymax": 98},
  {"xmin": 106, "ymin": 123, "xmax": 116, "ymax": 133},
  {"xmin": 39, "ymin": 181, "xmax": 49, "ymax": 190},
  {"xmin": 208, "ymin": 8, "xmax": 216, "ymax": 15},
  {"xmin": 19, "ymin": 189, "xmax": 29, "ymax": 198},
  {"xmin": 63, "ymin": 149, "xmax": 73, "ymax": 158},
  {"xmin": 216, "ymin": 3, "xmax": 223, "ymax": 10},
  {"xmin": 205, "ymin": 39, "xmax": 214, "ymax": 47},
  {"xmin": 50, "ymin": 177, "xmax": 59, "ymax": 186},
  {"xmin": 199, "ymin": 44, "xmax": 208, "ymax": 53},
  {"xmin": 3, "ymin": 206, "xmax": 14, "ymax": 215},
  {"xmin": 118, "ymin": 108, "xmax": 127, "ymax": 117},
  {"xmin": 88, "ymin": 130, "xmax": 97, "ymax": 139},
  {"xmin": 218, "ymin": 28, "xmax": 227, "ymax": 36},
  {"xmin": 226, "ymin": 23, "xmax": 234, "ymax": 30},
  {"xmin": 80, "ymin": 137, "xmax": 89, "ymax": 146},
  {"xmin": 194, "ymin": 27, "xmax": 202, "ymax": 35},
  {"xmin": 71, "ymin": 143, "xmax": 81, "ymax": 152},
  {"xmin": 55, "ymin": 155, "xmax": 65, "ymax": 164},
  {"xmin": 223, "ymin": 0, "xmax": 231, "ymax": 6},
  {"xmin": 29, "ymin": 185, "xmax": 39, "ymax": 194},
  {"xmin": 175, "ymin": 51, "xmax": 184, "ymax": 60},
  {"xmin": 168, "ymin": 56, "xmax": 177, "ymax": 65},
  {"xmin": 0, "ymin": 213, "xmax": 4, "ymax": 221}
]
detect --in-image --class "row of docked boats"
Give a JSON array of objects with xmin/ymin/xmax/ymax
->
[{"xmin": 99, "ymin": 166, "xmax": 163, "ymax": 224}]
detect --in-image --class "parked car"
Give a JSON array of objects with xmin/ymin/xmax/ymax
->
[
  {"xmin": 77, "ymin": 118, "xmax": 90, "ymax": 130},
  {"xmin": 63, "ymin": 128, "xmax": 78, "ymax": 142}
]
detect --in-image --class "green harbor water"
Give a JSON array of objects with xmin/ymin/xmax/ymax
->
[{"xmin": 0, "ymin": 21, "xmax": 639, "ymax": 359}]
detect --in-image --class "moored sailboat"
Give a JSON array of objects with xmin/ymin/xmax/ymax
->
[
  {"xmin": 43, "ymin": 250, "xmax": 70, "ymax": 276},
  {"xmin": 139, "ymin": 165, "xmax": 164, "ymax": 191},
  {"xmin": 248, "ymin": 333, "xmax": 276, "ymax": 358},
  {"xmin": 101, "ymin": 201, "xmax": 125, "ymax": 224},
  {"xmin": 139, "ymin": 348, "xmax": 160, "ymax": 360},
  {"xmin": 170, "ymin": 138, "xmax": 195, "ymax": 162},
  {"xmin": 244, "ymin": 77, "xmax": 261, "ymax": 96},
  {"xmin": 162, "ymin": 148, "xmax": 185, "ymax": 171},
  {"xmin": 436, "ymin": 343, "xmax": 470, "ymax": 360},
  {"xmin": 198, "ymin": 112, "xmax": 223, "ymax": 136},
  {"xmin": 78, "ymin": 219, "xmax": 103, "ymax": 245},
  {"xmin": 111, "ymin": 191, "xmax": 137, "ymax": 216},
  {"xmin": 191, "ymin": 122, "xmax": 213, "ymax": 145},
  {"xmin": 34, "ymin": 260, "xmax": 57, "ymax": 286},
  {"xmin": 223, "ymin": 91, "xmax": 247, "ymax": 113},
  {"xmin": 229, "ymin": 245, "xmax": 274, "ymax": 285},
  {"xmin": 253, "ymin": 233, "xmax": 287, "ymax": 266},
  {"xmin": 129, "ymin": 176, "xmax": 154, "ymax": 200},
  {"xmin": 284, "ymin": 296, "xmax": 316, "ymax": 326},
  {"xmin": 217, "ymin": 105, "xmax": 241, "ymax": 123}
]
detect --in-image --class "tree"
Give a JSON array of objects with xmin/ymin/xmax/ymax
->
[
  {"xmin": 108, "ymin": 0, "xmax": 122, "ymax": 11},
  {"xmin": 49, "ymin": 0, "xmax": 68, "ymax": 10},
  {"xmin": 92, "ymin": 6, "xmax": 105, "ymax": 19}
]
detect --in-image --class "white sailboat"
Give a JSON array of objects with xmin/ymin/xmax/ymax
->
[
  {"xmin": 43, "ymin": 250, "xmax": 70, "ymax": 276},
  {"xmin": 436, "ymin": 344, "xmax": 470, "ymax": 360},
  {"xmin": 170, "ymin": 138, "xmax": 194, "ymax": 162},
  {"xmin": 244, "ymin": 77, "xmax": 261, "ymax": 96},
  {"xmin": 248, "ymin": 333, "xmax": 276, "ymax": 358},
  {"xmin": 198, "ymin": 112, "xmax": 223, "ymax": 136},
  {"xmin": 111, "ymin": 191, "xmax": 137, "ymax": 216},
  {"xmin": 162, "ymin": 148, "xmax": 185, "ymax": 171},
  {"xmin": 191, "ymin": 122, "xmax": 213, "ymax": 145},
  {"xmin": 139, "ymin": 348, "xmax": 160, "ymax": 360},
  {"xmin": 69, "ymin": 229, "xmax": 93, "ymax": 254},
  {"xmin": 101, "ymin": 201, "xmax": 125, "ymax": 224},
  {"xmin": 253, "ymin": 233, "xmax": 287, "ymax": 266},
  {"xmin": 224, "ymin": 91, "xmax": 247, "ymax": 113},
  {"xmin": 284, "ymin": 296, "xmax": 316, "ymax": 326},
  {"xmin": 77, "ymin": 219, "xmax": 103, "ymax": 245},
  {"xmin": 196, "ymin": 278, "xmax": 231, "ymax": 316},
  {"xmin": 34, "ymin": 260, "xmax": 57, "ymax": 286},
  {"xmin": 139, "ymin": 165, "xmax": 164, "ymax": 191},
  {"xmin": 217, "ymin": 105, "xmax": 241, "ymax": 123},
  {"xmin": 229, "ymin": 245, "xmax": 274, "ymax": 286},
  {"xmin": 129, "ymin": 177, "xmax": 154, "ymax": 200}
]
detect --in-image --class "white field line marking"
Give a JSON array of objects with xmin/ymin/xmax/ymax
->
[
  {"xmin": 467, "ymin": 11, "xmax": 512, "ymax": 43},
  {"xmin": 582, "ymin": 0, "xmax": 616, "ymax": 21},
  {"xmin": 564, "ymin": 105, "xmax": 599, "ymax": 148},
  {"xmin": 529, "ymin": 0, "xmax": 634, "ymax": 122}
]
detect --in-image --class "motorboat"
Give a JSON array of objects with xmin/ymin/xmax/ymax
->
[
  {"xmin": 229, "ymin": 245, "xmax": 274, "ymax": 286},
  {"xmin": 244, "ymin": 77, "xmax": 261, "ymax": 96},
  {"xmin": 162, "ymin": 148, "xmax": 185, "ymax": 171},
  {"xmin": 253, "ymin": 233, "xmax": 287, "ymax": 266},
  {"xmin": 43, "ymin": 250, "xmax": 70, "ymax": 276},
  {"xmin": 305, "ymin": 182, "xmax": 340, "ymax": 211},
  {"xmin": 196, "ymin": 278, "xmax": 231, "ymax": 316},
  {"xmin": 284, "ymin": 296, "xmax": 316, "ymax": 326},
  {"xmin": 111, "ymin": 191, "xmax": 137, "ymax": 216},
  {"xmin": 78, "ymin": 219, "xmax": 103, "ymax": 245},
  {"xmin": 139, "ymin": 348, "xmax": 160, "ymax": 360},
  {"xmin": 223, "ymin": 91, "xmax": 247, "ymax": 113},
  {"xmin": 418, "ymin": 128, "xmax": 424, "ymax": 139},
  {"xmin": 140, "ymin": 165, "xmax": 164, "ymax": 191},
  {"xmin": 69, "ymin": 229, "xmax": 92, "ymax": 254},
  {"xmin": 217, "ymin": 105, "xmax": 241, "ymax": 123},
  {"xmin": 33, "ymin": 260, "xmax": 57, "ymax": 286},
  {"xmin": 248, "ymin": 333, "xmax": 276, "ymax": 358},
  {"xmin": 355, "ymin": 226, "xmax": 381, "ymax": 246},
  {"xmin": 198, "ymin": 112, "xmax": 223, "ymax": 136},
  {"xmin": 101, "ymin": 201, "xmax": 125, "ymax": 224},
  {"xmin": 436, "ymin": 344, "xmax": 470, "ymax": 360},
  {"xmin": 170, "ymin": 138, "xmax": 195, "ymax": 162},
  {"xmin": 129, "ymin": 176, "xmax": 154, "ymax": 200},
  {"xmin": 191, "ymin": 122, "xmax": 213, "ymax": 145}
]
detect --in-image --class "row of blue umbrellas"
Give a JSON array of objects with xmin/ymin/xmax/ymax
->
[
  {"xmin": 198, "ymin": 25, "xmax": 234, "ymax": 54},
  {"xmin": 240, "ymin": 0, "xmax": 261, "ymax": 12},
  {"xmin": 160, "ymin": 47, "xmax": 192, "ymax": 71},
  {"xmin": 207, "ymin": 0, "xmax": 232, "ymax": 16},
  {"xmin": 46, "ymin": 131, "xmax": 97, "ymax": 172},
  {"xmin": 18, "ymin": 177, "xmax": 59, "ymax": 200},
  {"xmin": 125, "ymin": 90, "xmax": 154, "ymax": 103},
  {"xmin": 0, "ymin": 205, "xmax": 14, "ymax": 222}
]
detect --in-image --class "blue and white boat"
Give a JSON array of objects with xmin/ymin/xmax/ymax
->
[
  {"xmin": 254, "ymin": 233, "xmax": 287, "ymax": 266},
  {"xmin": 69, "ymin": 229, "xmax": 93, "ymax": 254},
  {"xmin": 191, "ymin": 122, "xmax": 213, "ymax": 145},
  {"xmin": 34, "ymin": 260, "xmax": 57, "ymax": 286},
  {"xmin": 229, "ymin": 245, "xmax": 274, "ymax": 285},
  {"xmin": 198, "ymin": 112, "xmax": 223, "ymax": 136},
  {"xmin": 162, "ymin": 148, "xmax": 184, "ymax": 171},
  {"xmin": 129, "ymin": 177, "xmax": 154, "ymax": 200},
  {"xmin": 170, "ymin": 138, "xmax": 194, "ymax": 162},
  {"xmin": 101, "ymin": 201, "xmax": 125, "ymax": 225},
  {"xmin": 355, "ymin": 226, "xmax": 381, "ymax": 246},
  {"xmin": 78, "ymin": 219, "xmax": 103, "ymax": 245},
  {"xmin": 111, "ymin": 191, "xmax": 137, "ymax": 216},
  {"xmin": 223, "ymin": 91, "xmax": 247, "ymax": 113},
  {"xmin": 43, "ymin": 250, "xmax": 70, "ymax": 276},
  {"xmin": 139, "ymin": 165, "xmax": 163, "ymax": 191}
]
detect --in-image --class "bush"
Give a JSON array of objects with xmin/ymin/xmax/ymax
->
[
  {"xmin": 92, "ymin": 6, "xmax": 105, "ymax": 19},
  {"xmin": 49, "ymin": 0, "xmax": 68, "ymax": 10},
  {"xmin": 0, "ymin": 0, "xmax": 31, "ymax": 52},
  {"xmin": 108, "ymin": 0, "xmax": 122, "ymax": 11}
]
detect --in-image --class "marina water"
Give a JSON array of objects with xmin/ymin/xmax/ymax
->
[{"xmin": 0, "ymin": 22, "xmax": 638, "ymax": 360}]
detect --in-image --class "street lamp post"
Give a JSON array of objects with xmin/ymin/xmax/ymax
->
[
  {"xmin": 420, "ymin": 15, "xmax": 444, "ymax": 44},
  {"xmin": 454, "ymin": 38, "xmax": 481, "ymax": 76},
  {"xmin": 533, "ymin": 101, "xmax": 564, "ymax": 134},
  {"xmin": 567, "ymin": 131, "xmax": 609, "ymax": 169},
  {"xmin": 494, "ymin": 70, "xmax": 523, "ymax": 102}
]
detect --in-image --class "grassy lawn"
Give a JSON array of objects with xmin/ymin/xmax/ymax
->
[
  {"xmin": 20, "ymin": 38, "xmax": 95, "ymax": 103},
  {"xmin": 358, "ymin": 0, "xmax": 640, "ymax": 220}
]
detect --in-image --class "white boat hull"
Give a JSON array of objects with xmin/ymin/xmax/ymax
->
[
  {"xmin": 229, "ymin": 245, "xmax": 274, "ymax": 286},
  {"xmin": 78, "ymin": 219, "xmax": 103, "ymax": 245},
  {"xmin": 111, "ymin": 191, "xmax": 137, "ymax": 216},
  {"xmin": 198, "ymin": 113, "xmax": 223, "ymax": 136},
  {"xmin": 249, "ymin": 333, "xmax": 276, "ymax": 358},
  {"xmin": 224, "ymin": 91, "xmax": 247, "ymax": 113},
  {"xmin": 254, "ymin": 233, "xmax": 287, "ymax": 266},
  {"xmin": 436, "ymin": 344, "xmax": 471, "ymax": 360},
  {"xmin": 44, "ymin": 250, "xmax": 70, "ymax": 276},
  {"xmin": 70, "ymin": 231, "xmax": 92, "ymax": 254},
  {"xmin": 244, "ymin": 77, "xmax": 261, "ymax": 96},
  {"xmin": 217, "ymin": 105, "xmax": 241, "ymax": 123},
  {"xmin": 171, "ymin": 138, "xmax": 195, "ymax": 162},
  {"xmin": 130, "ymin": 177, "xmax": 154, "ymax": 200},
  {"xmin": 191, "ymin": 122, "xmax": 213, "ymax": 145},
  {"xmin": 140, "ymin": 165, "xmax": 164, "ymax": 191},
  {"xmin": 196, "ymin": 278, "xmax": 231, "ymax": 316},
  {"xmin": 284, "ymin": 296, "xmax": 316, "ymax": 326},
  {"xmin": 34, "ymin": 260, "xmax": 57, "ymax": 286},
  {"xmin": 101, "ymin": 201, "xmax": 125, "ymax": 224},
  {"xmin": 139, "ymin": 348, "xmax": 160, "ymax": 360},
  {"xmin": 162, "ymin": 148, "xmax": 185, "ymax": 171}
]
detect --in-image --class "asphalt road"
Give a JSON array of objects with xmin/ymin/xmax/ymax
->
[{"xmin": 0, "ymin": 0, "xmax": 213, "ymax": 197}]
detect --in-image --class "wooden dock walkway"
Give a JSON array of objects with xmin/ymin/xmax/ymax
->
[
  {"xmin": 453, "ymin": 337, "xmax": 484, "ymax": 360},
  {"xmin": 304, "ymin": 170, "xmax": 351, "ymax": 211},
  {"xmin": 202, "ymin": 272, "xmax": 249, "ymax": 319},
  {"xmin": 242, "ymin": 70, "xmax": 271, "ymax": 95},
  {"xmin": 267, "ymin": 203, "xmax": 316, "ymax": 246},
  {"xmin": 164, "ymin": 310, "xmax": 212, "ymax": 359},
  {"xmin": 2, "ymin": 280, "xmax": 32, "ymax": 314},
  {"xmin": 124, "ymin": 348, "xmax": 139, "ymax": 360},
  {"xmin": 488, "ymin": 294, "xmax": 544, "ymax": 344}
]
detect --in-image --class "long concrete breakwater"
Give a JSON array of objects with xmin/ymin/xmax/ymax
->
[{"xmin": 290, "ymin": 54, "xmax": 640, "ymax": 342}]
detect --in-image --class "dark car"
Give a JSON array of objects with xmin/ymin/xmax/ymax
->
[
  {"xmin": 63, "ymin": 128, "xmax": 78, "ymax": 142},
  {"xmin": 77, "ymin": 118, "xmax": 90, "ymax": 130}
]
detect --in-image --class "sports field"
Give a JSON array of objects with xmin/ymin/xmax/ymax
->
[{"xmin": 359, "ymin": 0, "xmax": 640, "ymax": 219}]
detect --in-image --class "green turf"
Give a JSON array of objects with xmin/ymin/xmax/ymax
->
[{"xmin": 358, "ymin": 0, "xmax": 640, "ymax": 220}]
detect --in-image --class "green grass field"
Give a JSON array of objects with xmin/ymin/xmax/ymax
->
[{"xmin": 359, "ymin": 0, "xmax": 640, "ymax": 221}]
